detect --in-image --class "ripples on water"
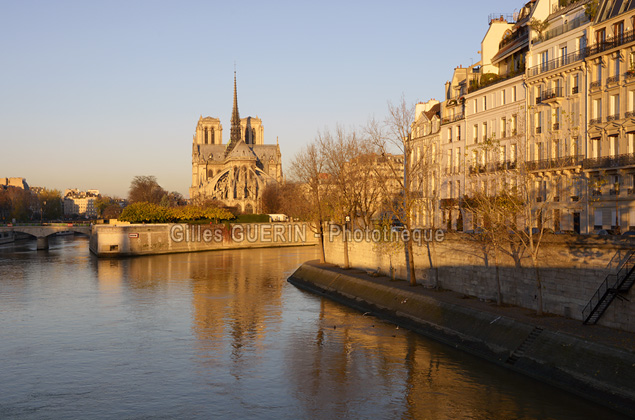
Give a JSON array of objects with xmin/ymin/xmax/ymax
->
[{"xmin": 0, "ymin": 237, "xmax": 624, "ymax": 419}]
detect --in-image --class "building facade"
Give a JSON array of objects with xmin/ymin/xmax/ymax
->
[
  {"xmin": 189, "ymin": 74, "xmax": 283, "ymax": 213},
  {"xmin": 585, "ymin": 0, "xmax": 635, "ymax": 232},
  {"xmin": 63, "ymin": 189, "xmax": 99, "ymax": 218},
  {"xmin": 412, "ymin": 0, "xmax": 635, "ymax": 235}
]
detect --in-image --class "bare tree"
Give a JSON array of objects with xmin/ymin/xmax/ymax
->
[
  {"xmin": 289, "ymin": 143, "xmax": 330, "ymax": 263},
  {"xmin": 128, "ymin": 175, "xmax": 166, "ymax": 205},
  {"xmin": 366, "ymin": 96, "xmax": 435, "ymax": 286}
]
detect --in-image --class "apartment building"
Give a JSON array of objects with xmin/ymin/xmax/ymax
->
[
  {"xmin": 411, "ymin": 100, "xmax": 441, "ymax": 228},
  {"xmin": 526, "ymin": 0, "xmax": 591, "ymax": 233},
  {"xmin": 585, "ymin": 0, "xmax": 635, "ymax": 232}
]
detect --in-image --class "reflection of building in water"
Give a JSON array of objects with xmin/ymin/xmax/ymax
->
[
  {"xmin": 95, "ymin": 259, "xmax": 125, "ymax": 292},
  {"xmin": 190, "ymin": 249, "xmax": 287, "ymax": 358}
]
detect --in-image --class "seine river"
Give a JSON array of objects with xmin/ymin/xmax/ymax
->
[{"xmin": 0, "ymin": 236, "xmax": 626, "ymax": 419}]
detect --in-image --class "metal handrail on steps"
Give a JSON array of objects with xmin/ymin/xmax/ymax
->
[{"xmin": 583, "ymin": 250, "xmax": 635, "ymax": 324}]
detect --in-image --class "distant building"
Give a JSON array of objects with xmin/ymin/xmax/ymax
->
[
  {"xmin": 63, "ymin": 189, "xmax": 100, "ymax": 218},
  {"xmin": 0, "ymin": 177, "xmax": 29, "ymax": 190},
  {"xmin": 189, "ymin": 72, "xmax": 283, "ymax": 213}
]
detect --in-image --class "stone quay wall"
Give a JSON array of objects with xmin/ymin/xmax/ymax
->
[
  {"xmin": 90, "ymin": 222, "xmax": 318, "ymax": 257},
  {"xmin": 323, "ymin": 228, "xmax": 635, "ymax": 332}
]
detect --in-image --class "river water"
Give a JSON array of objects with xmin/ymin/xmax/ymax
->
[{"xmin": 0, "ymin": 236, "xmax": 625, "ymax": 419}]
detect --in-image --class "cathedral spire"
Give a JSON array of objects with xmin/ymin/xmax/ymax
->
[{"xmin": 225, "ymin": 71, "xmax": 242, "ymax": 157}]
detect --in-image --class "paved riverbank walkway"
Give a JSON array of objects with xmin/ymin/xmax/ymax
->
[{"xmin": 307, "ymin": 261, "xmax": 635, "ymax": 352}]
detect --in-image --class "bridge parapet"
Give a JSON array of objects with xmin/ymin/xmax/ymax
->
[{"xmin": 0, "ymin": 224, "xmax": 92, "ymax": 250}]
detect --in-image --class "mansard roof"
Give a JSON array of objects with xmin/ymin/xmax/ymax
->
[{"xmin": 596, "ymin": 0, "xmax": 635, "ymax": 24}]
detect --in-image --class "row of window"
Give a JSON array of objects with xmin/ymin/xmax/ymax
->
[
  {"xmin": 470, "ymin": 86, "xmax": 518, "ymax": 114},
  {"xmin": 470, "ymin": 115, "xmax": 518, "ymax": 144}
]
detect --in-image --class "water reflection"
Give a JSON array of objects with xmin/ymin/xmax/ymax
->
[{"xmin": 0, "ymin": 238, "xmax": 626, "ymax": 419}]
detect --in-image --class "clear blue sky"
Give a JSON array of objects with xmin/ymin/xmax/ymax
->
[{"xmin": 1, "ymin": 0, "xmax": 517, "ymax": 198}]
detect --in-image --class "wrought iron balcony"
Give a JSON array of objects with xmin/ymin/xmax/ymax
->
[
  {"xmin": 591, "ymin": 189, "xmax": 602, "ymax": 196},
  {"xmin": 553, "ymin": 122, "xmax": 560, "ymax": 130},
  {"xmin": 441, "ymin": 113, "xmax": 465, "ymax": 125},
  {"xmin": 610, "ymin": 188, "xmax": 620, "ymax": 196},
  {"xmin": 572, "ymin": 86, "xmax": 579, "ymax": 94},
  {"xmin": 583, "ymin": 153, "xmax": 635, "ymax": 170},
  {"xmin": 626, "ymin": 111, "xmax": 635, "ymax": 118},
  {"xmin": 535, "ymin": 126, "xmax": 542, "ymax": 134},
  {"xmin": 571, "ymin": 195, "xmax": 579, "ymax": 202},
  {"xmin": 440, "ymin": 198, "xmax": 459, "ymax": 208},
  {"xmin": 541, "ymin": 87, "xmax": 563, "ymax": 103},
  {"xmin": 590, "ymin": 81, "xmax": 601, "ymax": 90},
  {"xmin": 528, "ymin": 50, "xmax": 586, "ymax": 77},
  {"xmin": 586, "ymin": 29, "xmax": 635, "ymax": 57},
  {"xmin": 589, "ymin": 117, "xmax": 602, "ymax": 125},
  {"xmin": 526, "ymin": 155, "xmax": 583, "ymax": 171},
  {"xmin": 607, "ymin": 113, "xmax": 621, "ymax": 122},
  {"xmin": 607, "ymin": 75, "xmax": 620, "ymax": 85},
  {"xmin": 625, "ymin": 71, "xmax": 635, "ymax": 81}
]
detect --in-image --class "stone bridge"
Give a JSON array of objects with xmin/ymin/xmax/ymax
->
[{"xmin": 0, "ymin": 224, "xmax": 92, "ymax": 250}]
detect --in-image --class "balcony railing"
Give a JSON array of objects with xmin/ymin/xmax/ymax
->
[
  {"xmin": 587, "ymin": 29, "xmax": 635, "ymax": 57},
  {"xmin": 468, "ymin": 66, "xmax": 525, "ymax": 93},
  {"xmin": 528, "ymin": 50, "xmax": 586, "ymax": 77},
  {"xmin": 583, "ymin": 153, "xmax": 635, "ymax": 169},
  {"xmin": 488, "ymin": 13, "xmax": 516, "ymax": 24},
  {"xmin": 590, "ymin": 81, "xmax": 601, "ymax": 90},
  {"xmin": 526, "ymin": 155, "xmax": 584, "ymax": 171},
  {"xmin": 536, "ymin": 126, "xmax": 542, "ymax": 134},
  {"xmin": 607, "ymin": 75, "xmax": 620, "ymax": 84},
  {"xmin": 553, "ymin": 122, "xmax": 560, "ymax": 130},
  {"xmin": 440, "ymin": 198, "xmax": 459, "ymax": 208},
  {"xmin": 541, "ymin": 87, "xmax": 564, "ymax": 102},
  {"xmin": 589, "ymin": 117, "xmax": 602, "ymax": 125},
  {"xmin": 626, "ymin": 111, "xmax": 635, "ymax": 118},
  {"xmin": 533, "ymin": 13, "xmax": 589, "ymax": 45},
  {"xmin": 441, "ymin": 113, "xmax": 465, "ymax": 125},
  {"xmin": 625, "ymin": 71, "xmax": 635, "ymax": 81},
  {"xmin": 572, "ymin": 86, "xmax": 579, "ymax": 94},
  {"xmin": 591, "ymin": 189, "xmax": 602, "ymax": 196},
  {"xmin": 607, "ymin": 113, "xmax": 621, "ymax": 122}
]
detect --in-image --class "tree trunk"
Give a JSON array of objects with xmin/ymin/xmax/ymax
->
[
  {"xmin": 533, "ymin": 256, "xmax": 543, "ymax": 315},
  {"xmin": 318, "ymin": 223, "xmax": 326, "ymax": 264},
  {"xmin": 494, "ymin": 248, "xmax": 502, "ymax": 305},
  {"xmin": 406, "ymin": 238, "xmax": 416, "ymax": 286},
  {"xmin": 343, "ymin": 224, "xmax": 350, "ymax": 269}
]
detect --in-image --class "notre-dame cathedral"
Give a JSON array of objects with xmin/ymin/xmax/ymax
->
[{"xmin": 189, "ymin": 73, "xmax": 283, "ymax": 213}]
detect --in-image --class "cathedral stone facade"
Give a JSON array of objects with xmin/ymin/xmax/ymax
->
[{"xmin": 189, "ymin": 74, "xmax": 283, "ymax": 213}]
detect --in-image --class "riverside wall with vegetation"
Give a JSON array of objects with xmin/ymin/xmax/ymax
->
[
  {"xmin": 288, "ymin": 262, "xmax": 635, "ymax": 417},
  {"xmin": 323, "ymin": 231, "xmax": 635, "ymax": 332},
  {"xmin": 89, "ymin": 222, "xmax": 318, "ymax": 257}
]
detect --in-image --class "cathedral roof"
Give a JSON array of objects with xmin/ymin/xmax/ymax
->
[{"xmin": 225, "ymin": 140, "xmax": 258, "ymax": 161}]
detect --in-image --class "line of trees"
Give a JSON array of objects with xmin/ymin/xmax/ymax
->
[
  {"xmin": 0, "ymin": 187, "xmax": 63, "ymax": 222},
  {"xmin": 281, "ymin": 98, "xmax": 570, "ymax": 315},
  {"xmin": 121, "ymin": 175, "xmax": 233, "ymax": 224}
]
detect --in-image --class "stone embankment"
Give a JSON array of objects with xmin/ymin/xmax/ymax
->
[
  {"xmin": 90, "ymin": 222, "xmax": 317, "ymax": 257},
  {"xmin": 324, "ymin": 230, "xmax": 635, "ymax": 332},
  {"xmin": 288, "ymin": 262, "xmax": 635, "ymax": 417}
]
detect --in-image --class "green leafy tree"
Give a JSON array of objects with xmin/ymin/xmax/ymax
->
[{"xmin": 38, "ymin": 189, "xmax": 63, "ymax": 221}]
